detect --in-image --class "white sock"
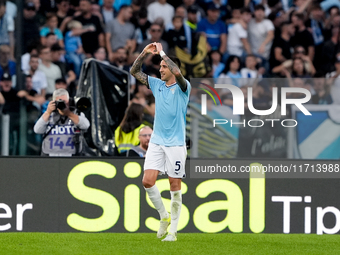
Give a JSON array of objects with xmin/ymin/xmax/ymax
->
[
  {"xmin": 169, "ymin": 190, "xmax": 182, "ymax": 234},
  {"xmin": 145, "ymin": 185, "xmax": 169, "ymax": 220}
]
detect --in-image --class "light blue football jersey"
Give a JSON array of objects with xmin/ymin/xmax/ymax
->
[{"xmin": 148, "ymin": 76, "xmax": 191, "ymax": 146}]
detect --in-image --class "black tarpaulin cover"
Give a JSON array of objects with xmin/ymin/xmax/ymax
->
[{"xmin": 76, "ymin": 59, "xmax": 129, "ymax": 155}]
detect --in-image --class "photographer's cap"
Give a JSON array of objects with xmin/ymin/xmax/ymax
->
[
  {"xmin": 187, "ymin": 5, "xmax": 198, "ymax": 14},
  {"xmin": 24, "ymin": 2, "xmax": 36, "ymax": 11},
  {"xmin": 207, "ymin": 2, "xmax": 220, "ymax": 11},
  {"xmin": 1, "ymin": 72, "xmax": 11, "ymax": 81}
]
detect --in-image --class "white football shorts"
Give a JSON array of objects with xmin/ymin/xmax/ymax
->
[{"xmin": 144, "ymin": 142, "xmax": 187, "ymax": 178}]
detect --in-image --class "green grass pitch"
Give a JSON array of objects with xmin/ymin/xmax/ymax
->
[{"xmin": 0, "ymin": 233, "xmax": 339, "ymax": 255}]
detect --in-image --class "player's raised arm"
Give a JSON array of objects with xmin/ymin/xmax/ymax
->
[
  {"xmin": 130, "ymin": 43, "xmax": 156, "ymax": 87},
  {"xmin": 154, "ymin": 43, "xmax": 187, "ymax": 92}
]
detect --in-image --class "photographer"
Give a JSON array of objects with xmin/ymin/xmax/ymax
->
[{"xmin": 33, "ymin": 88, "xmax": 90, "ymax": 156}]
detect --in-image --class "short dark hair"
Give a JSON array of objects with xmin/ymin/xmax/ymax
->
[
  {"xmin": 293, "ymin": 13, "xmax": 305, "ymax": 21},
  {"xmin": 281, "ymin": 21, "xmax": 291, "ymax": 27},
  {"xmin": 119, "ymin": 4, "xmax": 132, "ymax": 13},
  {"xmin": 30, "ymin": 54, "xmax": 39, "ymax": 60},
  {"xmin": 240, "ymin": 7, "xmax": 251, "ymax": 14},
  {"xmin": 172, "ymin": 15, "xmax": 183, "ymax": 22},
  {"xmin": 55, "ymin": 78, "xmax": 67, "ymax": 84},
  {"xmin": 46, "ymin": 32, "xmax": 56, "ymax": 38},
  {"xmin": 254, "ymin": 4, "xmax": 265, "ymax": 11}
]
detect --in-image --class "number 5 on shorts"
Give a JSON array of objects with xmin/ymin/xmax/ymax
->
[{"xmin": 175, "ymin": 161, "xmax": 181, "ymax": 171}]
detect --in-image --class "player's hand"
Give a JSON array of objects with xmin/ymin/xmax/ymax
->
[
  {"xmin": 143, "ymin": 43, "xmax": 157, "ymax": 54},
  {"xmin": 153, "ymin": 42, "xmax": 163, "ymax": 54},
  {"xmin": 46, "ymin": 101, "xmax": 56, "ymax": 115}
]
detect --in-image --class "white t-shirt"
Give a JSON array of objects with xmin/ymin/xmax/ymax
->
[
  {"xmin": 248, "ymin": 18, "xmax": 274, "ymax": 59},
  {"xmin": 227, "ymin": 23, "xmax": 247, "ymax": 57},
  {"xmin": 38, "ymin": 63, "xmax": 62, "ymax": 94},
  {"xmin": 147, "ymin": 2, "xmax": 174, "ymax": 26},
  {"xmin": 28, "ymin": 70, "xmax": 48, "ymax": 95},
  {"xmin": 240, "ymin": 68, "xmax": 262, "ymax": 87},
  {"xmin": 6, "ymin": 1, "xmax": 17, "ymax": 19}
]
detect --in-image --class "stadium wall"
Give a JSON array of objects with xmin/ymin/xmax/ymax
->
[{"xmin": 0, "ymin": 158, "xmax": 339, "ymax": 235}]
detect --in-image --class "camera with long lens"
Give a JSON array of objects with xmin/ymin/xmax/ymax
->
[
  {"xmin": 74, "ymin": 97, "xmax": 91, "ymax": 113},
  {"xmin": 55, "ymin": 99, "xmax": 67, "ymax": 111}
]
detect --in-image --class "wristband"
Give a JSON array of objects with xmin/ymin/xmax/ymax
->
[{"xmin": 160, "ymin": 50, "xmax": 166, "ymax": 58}]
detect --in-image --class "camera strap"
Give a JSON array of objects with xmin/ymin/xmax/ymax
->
[{"xmin": 42, "ymin": 116, "xmax": 62, "ymax": 141}]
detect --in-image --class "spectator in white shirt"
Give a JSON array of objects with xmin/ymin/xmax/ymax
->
[
  {"xmin": 248, "ymin": 4, "xmax": 274, "ymax": 60},
  {"xmin": 227, "ymin": 7, "xmax": 252, "ymax": 58},
  {"xmin": 25, "ymin": 54, "xmax": 48, "ymax": 96},
  {"xmin": 147, "ymin": 0, "xmax": 174, "ymax": 26}
]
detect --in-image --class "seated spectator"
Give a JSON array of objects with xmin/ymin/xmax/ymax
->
[
  {"xmin": 290, "ymin": 13, "xmax": 315, "ymax": 61},
  {"xmin": 0, "ymin": 1, "xmax": 15, "ymax": 60},
  {"xmin": 21, "ymin": 43, "xmax": 40, "ymax": 72},
  {"xmin": 227, "ymin": 7, "xmax": 252, "ymax": 58},
  {"xmin": 165, "ymin": 5, "xmax": 186, "ymax": 31},
  {"xmin": 106, "ymin": 5, "xmax": 136, "ymax": 62},
  {"xmin": 21, "ymin": 74, "xmax": 46, "ymax": 108},
  {"xmin": 217, "ymin": 55, "xmax": 242, "ymax": 89},
  {"xmin": 291, "ymin": 57, "xmax": 312, "ymax": 78},
  {"xmin": 38, "ymin": 46, "xmax": 63, "ymax": 95},
  {"xmin": 40, "ymin": 13, "xmax": 64, "ymax": 47},
  {"xmin": 94, "ymin": 47, "xmax": 110, "ymax": 65},
  {"xmin": 197, "ymin": 3, "xmax": 227, "ymax": 55},
  {"xmin": 24, "ymin": 54, "xmax": 48, "ymax": 96},
  {"xmin": 138, "ymin": 23, "xmax": 168, "ymax": 54},
  {"xmin": 269, "ymin": 21, "xmax": 295, "ymax": 70},
  {"xmin": 210, "ymin": 50, "xmax": 225, "ymax": 78},
  {"xmin": 181, "ymin": 0, "xmax": 205, "ymax": 23},
  {"xmin": 34, "ymin": 88, "xmax": 90, "ymax": 156},
  {"xmin": 126, "ymin": 126, "xmax": 152, "ymax": 157},
  {"xmin": 272, "ymin": 46, "xmax": 316, "ymax": 77},
  {"xmin": 111, "ymin": 47, "xmax": 130, "ymax": 72},
  {"xmin": 248, "ymin": 5, "xmax": 274, "ymax": 65},
  {"xmin": 64, "ymin": 20, "xmax": 86, "ymax": 77},
  {"xmin": 186, "ymin": 5, "xmax": 198, "ymax": 31},
  {"xmin": 312, "ymin": 76, "xmax": 333, "ymax": 104},
  {"xmin": 114, "ymin": 103, "xmax": 145, "ymax": 156},
  {"xmin": 166, "ymin": 16, "xmax": 189, "ymax": 52},
  {"xmin": 0, "ymin": 45, "xmax": 16, "ymax": 83},
  {"xmin": 44, "ymin": 32, "xmax": 58, "ymax": 48},
  {"xmin": 240, "ymin": 54, "xmax": 264, "ymax": 87},
  {"xmin": 321, "ymin": 26, "xmax": 340, "ymax": 75},
  {"xmin": 51, "ymin": 44, "xmax": 77, "ymax": 94}
]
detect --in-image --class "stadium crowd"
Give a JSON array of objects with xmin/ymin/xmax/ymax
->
[{"xmin": 0, "ymin": 0, "xmax": 340, "ymax": 155}]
